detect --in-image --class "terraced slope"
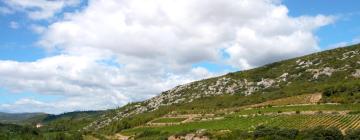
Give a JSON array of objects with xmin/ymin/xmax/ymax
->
[
  {"xmin": 85, "ymin": 44, "xmax": 360, "ymax": 135},
  {"xmin": 122, "ymin": 114, "xmax": 360, "ymax": 134},
  {"xmin": 245, "ymin": 93, "xmax": 322, "ymax": 107},
  {"xmin": 120, "ymin": 103, "xmax": 360, "ymax": 139}
]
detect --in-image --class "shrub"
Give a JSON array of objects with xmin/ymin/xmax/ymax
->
[
  {"xmin": 348, "ymin": 111, "xmax": 360, "ymax": 115},
  {"xmin": 345, "ymin": 128, "xmax": 360, "ymax": 140},
  {"xmin": 253, "ymin": 125, "xmax": 298, "ymax": 139},
  {"xmin": 301, "ymin": 126, "xmax": 343, "ymax": 140},
  {"xmin": 135, "ymin": 130, "xmax": 161, "ymax": 138}
]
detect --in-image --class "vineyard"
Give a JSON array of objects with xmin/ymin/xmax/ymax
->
[
  {"xmin": 242, "ymin": 93, "xmax": 322, "ymax": 108},
  {"xmin": 233, "ymin": 104, "xmax": 360, "ymax": 115},
  {"xmin": 265, "ymin": 114, "xmax": 360, "ymax": 131},
  {"xmin": 122, "ymin": 113, "xmax": 360, "ymax": 136},
  {"xmin": 120, "ymin": 102, "xmax": 360, "ymax": 137}
]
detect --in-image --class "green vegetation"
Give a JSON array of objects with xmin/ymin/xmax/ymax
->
[
  {"xmin": 122, "ymin": 113, "xmax": 360, "ymax": 135},
  {"xmin": 0, "ymin": 111, "xmax": 104, "ymax": 140},
  {"xmin": 152, "ymin": 118, "xmax": 187, "ymax": 123},
  {"xmin": 0, "ymin": 112, "xmax": 48, "ymax": 125},
  {"xmin": 0, "ymin": 123, "xmax": 43, "ymax": 140},
  {"xmin": 232, "ymin": 104, "xmax": 360, "ymax": 115},
  {"xmin": 41, "ymin": 111, "xmax": 104, "ymax": 132},
  {"xmin": 130, "ymin": 126, "xmax": 360, "ymax": 140},
  {"xmin": 118, "ymin": 102, "xmax": 360, "ymax": 139},
  {"xmin": 97, "ymin": 44, "xmax": 360, "ymax": 135},
  {"xmin": 322, "ymin": 82, "xmax": 360, "ymax": 103}
]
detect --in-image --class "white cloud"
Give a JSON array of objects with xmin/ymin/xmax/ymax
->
[
  {"xmin": 39, "ymin": 0, "xmax": 334, "ymax": 69},
  {"xmin": 0, "ymin": 0, "xmax": 334, "ymax": 113},
  {"xmin": 0, "ymin": 55, "xmax": 214, "ymax": 113},
  {"xmin": 2, "ymin": 0, "xmax": 81, "ymax": 20}
]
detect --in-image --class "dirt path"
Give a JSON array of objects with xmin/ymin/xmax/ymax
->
[
  {"xmin": 146, "ymin": 114, "xmax": 215, "ymax": 126},
  {"xmin": 113, "ymin": 133, "xmax": 130, "ymax": 140}
]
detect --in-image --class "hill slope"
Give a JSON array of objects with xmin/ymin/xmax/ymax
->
[
  {"xmin": 84, "ymin": 44, "xmax": 360, "ymax": 135},
  {"xmin": 0, "ymin": 112, "xmax": 48, "ymax": 125}
]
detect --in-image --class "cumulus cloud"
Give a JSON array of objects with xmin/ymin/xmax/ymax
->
[
  {"xmin": 0, "ymin": 0, "xmax": 334, "ymax": 113},
  {"xmin": 39, "ymin": 0, "xmax": 334, "ymax": 69},
  {"xmin": 0, "ymin": 55, "xmax": 214, "ymax": 113},
  {"xmin": 225, "ymin": 15, "xmax": 334, "ymax": 69},
  {"xmin": 1, "ymin": 0, "xmax": 81, "ymax": 20}
]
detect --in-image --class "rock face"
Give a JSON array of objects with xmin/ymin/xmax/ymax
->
[
  {"xmin": 84, "ymin": 44, "xmax": 360, "ymax": 131},
  {"xmin": 352, "ymin": 69, "xmax": 360, "ymax": 78},
  {"xmin": 306, "ymin": 67, "xmax": 336, "ymax": 79}
]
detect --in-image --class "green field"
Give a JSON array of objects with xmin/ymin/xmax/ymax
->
[
  {"xmin": 151, "ymin": 118, "xmax": 187, "ymax": 123},
  {"xmin": 232, "ymin": 104, "xmax": 360, "ymax": 115},
  {"xmin": 121, "ymin": 104, "xmax": 360, "ymax": 137},
  {"xmin": 123, "ymin": 114, "xmax": 360, "ymax": 136}
]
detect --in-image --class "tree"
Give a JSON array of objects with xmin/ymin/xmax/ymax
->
[
  {"xmin": 345, "ymin": 128, "xmax": 360, "ymax": 140},
  {"xmin": 301, "ymin": 126, "xmax": 343, "ymax": 140}
]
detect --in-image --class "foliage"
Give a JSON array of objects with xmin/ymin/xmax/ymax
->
[
  {"xmin": 152, "ymin": 118, "xmax": 187, "ymax": 123},
  {"xmin": 300, "ymin": 126, "xmax": 343, "ymax": 140},
  {"xmin": 345, "ymin": 129, "xmax": 360, "ymax": 140},
  {"xmin": 0, "ymin": 123, "xmax": 43, "ymax": 140},
  {"xmin": 253, "ymin": 125, "xmax": 298, "ymax": 139},
  {"xmin": 322, "ymin": 82, "xmax": 360, "ymax": 103}
]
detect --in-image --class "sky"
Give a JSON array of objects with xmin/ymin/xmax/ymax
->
[{"xmin": 0, "ymin": 0, "xmax": 359, "ymax": 114}]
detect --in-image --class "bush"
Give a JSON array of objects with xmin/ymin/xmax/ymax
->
[
  {"xmin": 135, "ymin": 130, "xmax": 161, "ymax": 138},
  {"xmin": 345, "ymin": 128, "xmax": 360, "ymax": 140},
  {"xmin": 253, "ymin": 126, "xmax": 299, "ymax": 139},
  {"xmin": 301, "ymin": 126, "xmax": 343, "ymax": 140},
  {"xmin": 347, "ymin": 111, "xmax": 360, "ymax": 115},
  {"xmin": 254, "ymin": 125, "xmax": 276, "ymax": 138}
]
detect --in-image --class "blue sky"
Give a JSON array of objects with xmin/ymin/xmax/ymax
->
[
  {"xmin": 0, "ymin": 0, "xmax": 359, "ymax": 114},
  {"xmin": 283, "ymin": 0, "xmax": 360, "ymax": 49}
]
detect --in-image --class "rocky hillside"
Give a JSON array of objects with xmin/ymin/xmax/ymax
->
[{"xmin": 84, "ymin": 44, "xmax": 360, "ymax": 131}]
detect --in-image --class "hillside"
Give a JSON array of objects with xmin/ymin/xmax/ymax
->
[
  {"xmin": 1, "ymin": 44, "xmax": 360, "ymax": 140},
  {"xmin": 80, "ymin": 44, "xmax": 360, "ymax": 138},
  {"xmin": 0, "ymin": 111, "xmax": 105, "ymax": 140},
  {"xmin": 0, "ymin": 112, "xmax": 48, "ymax": 125}
]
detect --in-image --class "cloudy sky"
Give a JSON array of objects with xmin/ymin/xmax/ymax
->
[{"xmin": 0, "ymin": 0, "xmax": 359, "ymax": 114}]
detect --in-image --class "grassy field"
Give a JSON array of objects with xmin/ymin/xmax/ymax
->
[{"xmin": 151, "ymin": 118, "xmax": 187, "ymax": 123}]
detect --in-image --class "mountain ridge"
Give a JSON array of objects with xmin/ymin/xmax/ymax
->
[{"xmin": 84, "ymin": 43, "xmax": 360, "ymax": 133}]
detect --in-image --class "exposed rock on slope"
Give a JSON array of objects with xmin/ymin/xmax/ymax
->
[{"xmin": 84, "ymin": 44, "xmax": 360, "ymax": 131}]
